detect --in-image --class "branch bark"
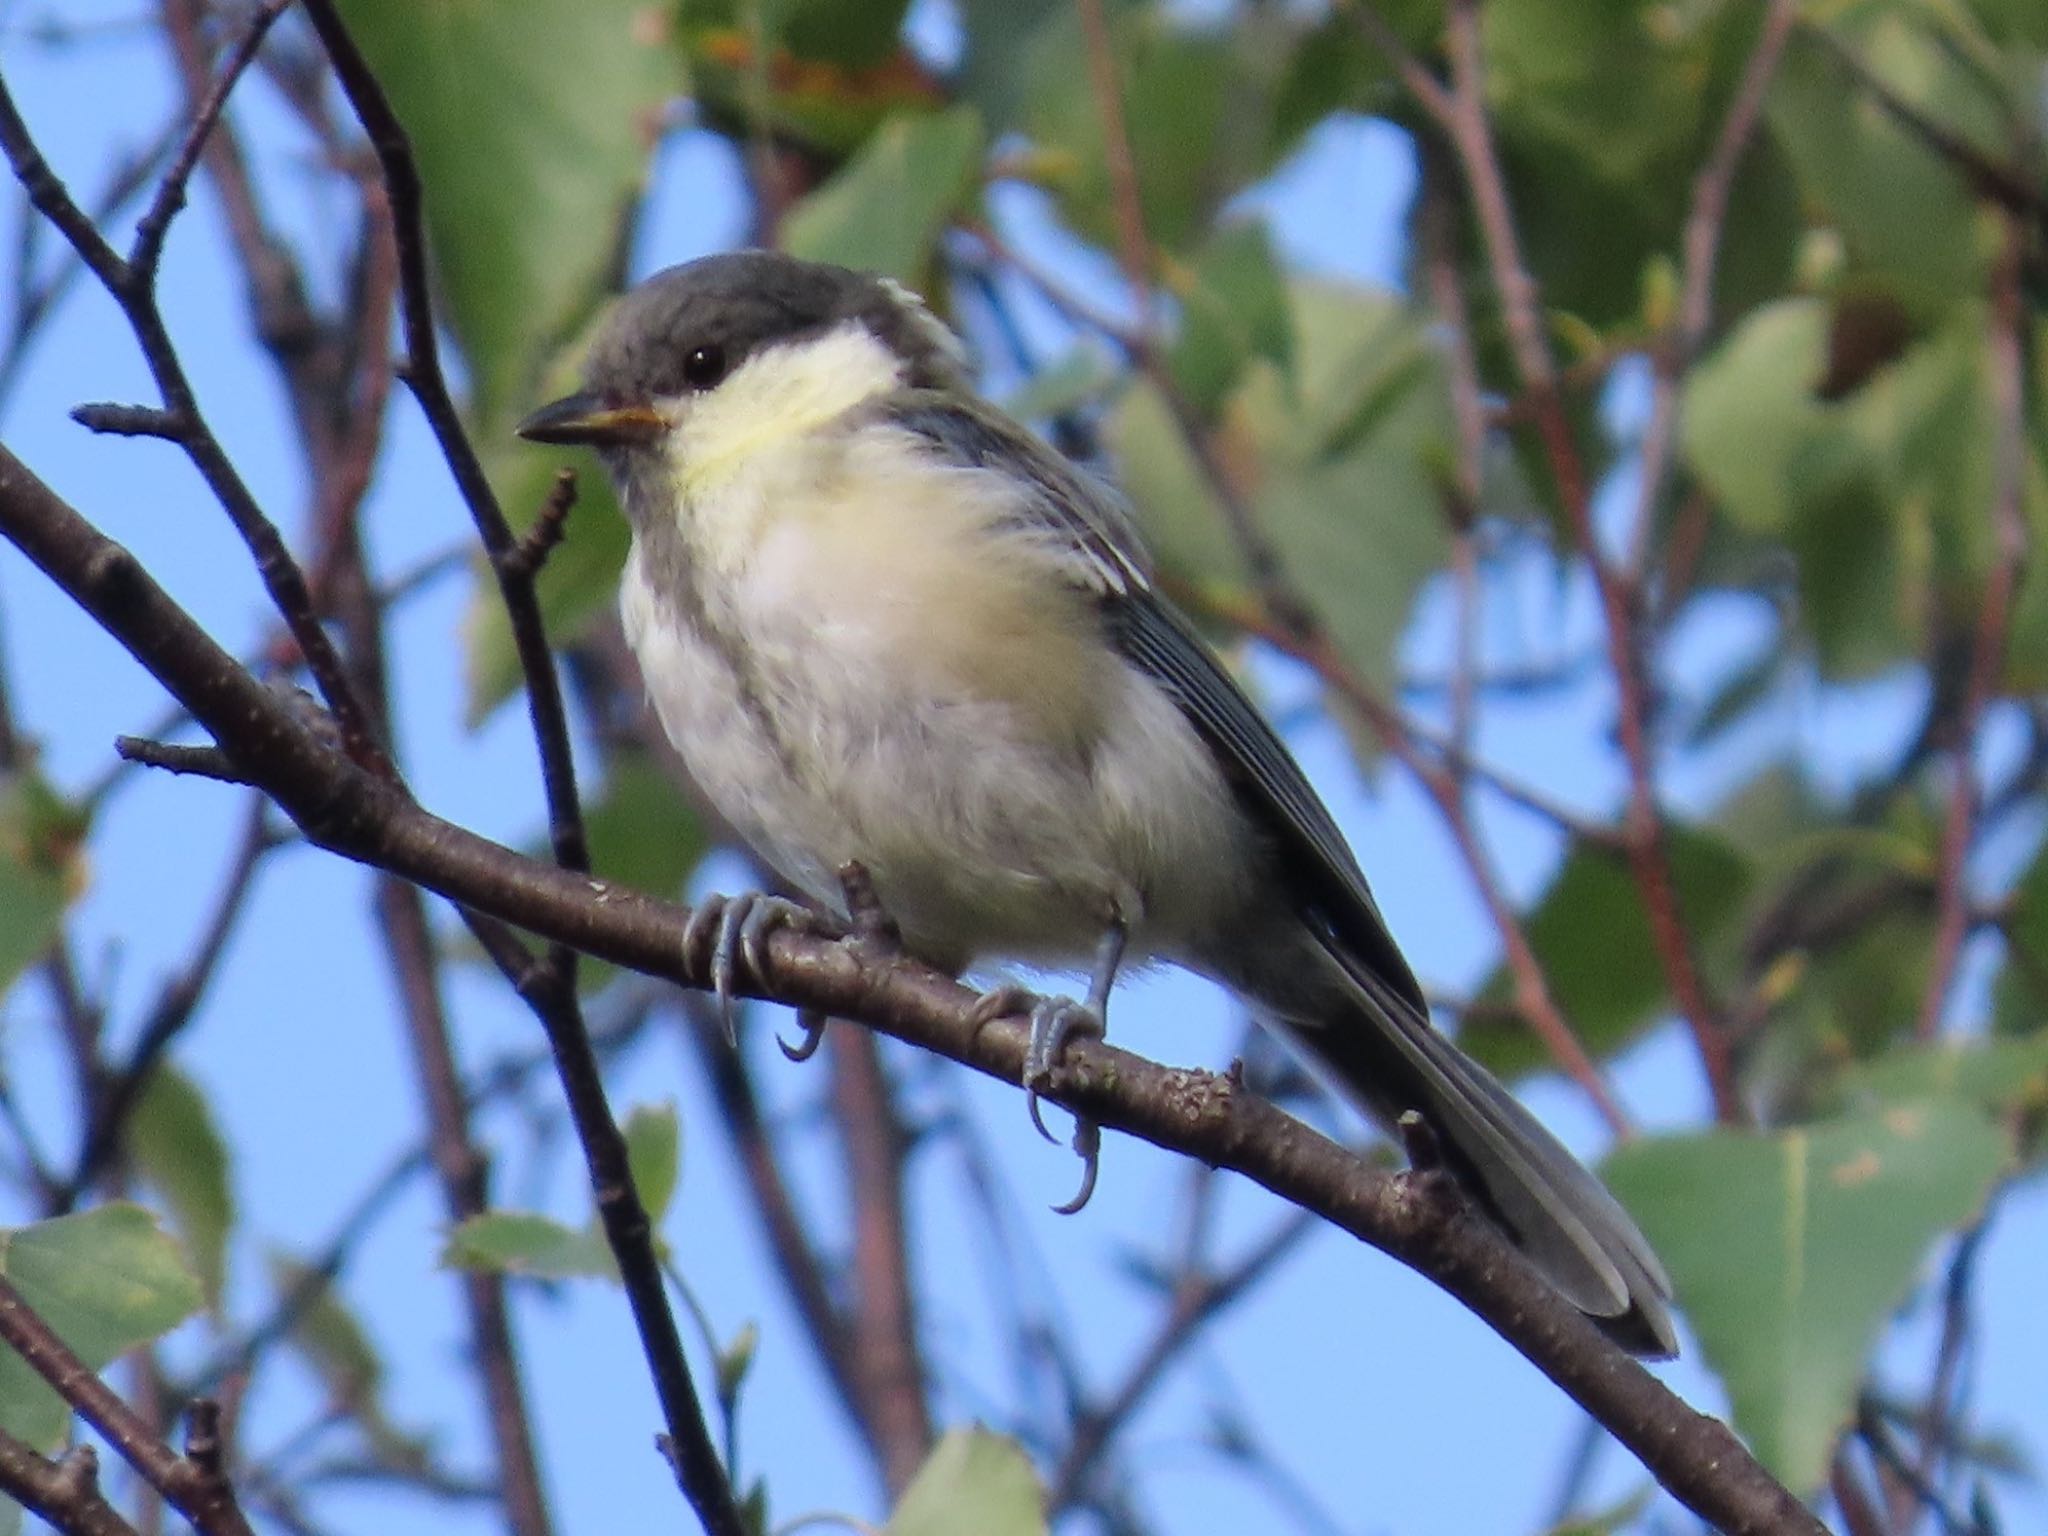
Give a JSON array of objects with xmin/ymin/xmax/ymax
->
[{"xmin": 0, "ymin": 445, "xmax": 1826, "ymax": 1536}]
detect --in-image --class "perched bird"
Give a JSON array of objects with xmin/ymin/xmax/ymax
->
[{"xmin": 518, "ymin": 250, "xmax": 1677, "ymax": 1357}]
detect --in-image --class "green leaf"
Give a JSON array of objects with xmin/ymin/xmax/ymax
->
[
  {"xmin": 1768, "ymin": 15, "xmax": 1992, "ymax": 309},
  {"xmin": 443, "ymin": 1211, "xmax": 616, "ymax": 1281},
  {"xmin": 1112, "ymin": 279, "xmax": 1456, "ymax": 704},
  {"xmin": 1541, "ymin": 1486, "xmax": 1653, "ymax": 1536},
  {"xmin": 1681, "ymin": 299, "xmax": 1831, "ymax": 536},
  {"xmin": 781, "ymin": 105, "xmax": 985, "ymax": 284},
  {"xmin": 1830, "ymin": 1036, "xmax": 2048, "ymax": 1127},
  {"xmin": 624, "ymin": 1101, "xmax": 681, "ymax": 1223},
  {"xmin": 888, "ymin": 1426, "xmax": 1047, "ymax": 1536},
  {"xmin": 1477, "ymin": 0, "xmax": 1800, "ymax": 331},
  {"xmin": 467, "ymin": 374, "xmax": 634, "ymax": 723},
  {"xmin": 128, "ymin": 1069, "xmax": 234, "ymax": 1310},
  {"xmin": 1993, "ymin": 841, "xmax": 2048, "ymax": 1035},
  {"xmin": 336, "ymin": 0, "xmax": 676, "ymax": 428},
  {"xmin": 1462, "ymin": 828, "xmax": 1752, "ymax": 1080},
  {"xmin": 683, "ymin": 2, "xmax": 941, "ymax": 157},
  {"xmin": 0, "ymin": 770, "xmax": 88, "ymax": 999},
  {"xmin": 1017, "ymin": 10, "xmax": 1268, "ymax": 255},
  {"xmin": 1603, "ymin": 1101, "xmax": 2010, "ymax": 1493},
  {"xmin": 521, "ymin": 751, "xmax": 710, "ymax": 991},
  {"xmin": 715, "ymin": 1319, "xmax": 758, "ymax": 1408},
  {"xmin": 0, "ymin": 1206, "xmax": 202, "ymax": 1450},
  {"xmin": 267, "ymin": 1254, "xmax": 432, "ymax": 1467},
  {"xmin": 446, "ymin": 1102, "xmax": 679, "ymax": 1280},
  {"xmin": 1165, "ymin": 221, "xmax": 1293, "ymax": 417}
]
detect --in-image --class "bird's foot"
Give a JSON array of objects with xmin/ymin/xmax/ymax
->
[
  {"xmin": 970, "ymin": 985, "xmax": 1105, "ymax": 1213},
  {"xmin": 682, "ymin": 892, "xmax": 817, "ymax": 1044},
  {"xmin": 1022, "ymin": 995, "xmax": 1104, "ymax": 1144}
]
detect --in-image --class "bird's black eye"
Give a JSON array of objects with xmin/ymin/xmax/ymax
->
[{"xmin": 681, "ymin": 343, "xmax": 728, "ymax": 390}]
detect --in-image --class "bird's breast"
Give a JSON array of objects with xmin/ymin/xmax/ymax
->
[{"xmin": 619, "ymin": 423, "xmax": 1248, "ymax": 969}]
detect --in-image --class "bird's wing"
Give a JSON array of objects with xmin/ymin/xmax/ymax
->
[
  {"xmin": 878, "ymin": 391, "xmax": 1152, "ymax": 597},
  {"xmin": 882, "ymin": 389, "xmax": 1425, "ymax": 1013},
  {"xmin": 1112, "ymin": 596, "xmax": 1428, "ymax": 1014}
]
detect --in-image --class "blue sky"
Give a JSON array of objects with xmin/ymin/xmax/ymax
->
[{"xmin": 1, "ymin": 6, "xmax": 2043, "ymax": 1535}]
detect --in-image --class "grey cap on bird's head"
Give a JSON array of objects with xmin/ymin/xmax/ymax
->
[{"xmin": 515, "ymin": 250, "xmax": 967, "ymax": 448}]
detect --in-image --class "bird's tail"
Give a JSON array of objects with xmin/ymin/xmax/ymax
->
[{"xmin": 1278, "ymin": 953, "xmax": 1678, "ymax": 1358}]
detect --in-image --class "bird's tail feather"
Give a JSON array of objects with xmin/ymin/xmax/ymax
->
[{"xmin": 1278, "ymin": 955, "xmax": 1678, "ymax": 1358}]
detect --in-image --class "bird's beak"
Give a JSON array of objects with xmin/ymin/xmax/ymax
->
[{"xmin": 515, "ymin": 392, "xmax": 664, "ymax": 447}]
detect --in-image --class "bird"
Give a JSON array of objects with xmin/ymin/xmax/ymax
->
[{"xmin": 516, "ymin": 249, "xmax": 1678, "ymax": 1357}]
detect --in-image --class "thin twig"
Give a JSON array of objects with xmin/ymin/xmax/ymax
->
[
  {"xmin": 1412, "ymin": 0, "xmax": 1735, "ymax": 1116},
  {"xmin": 0, "ymin": 447, "xmax": 1830, "ymax": 1536},
  {"xmin": 1049, "ymin": 1212, "xmax": 1314, "ymax": 1509},
  {"xmin": 1919, "ymin": 214, "xmax": 2029, "ymax": 1038},
  {"xmin": 130, "ymin": 0, "xmax": 291, "ymax": 282},
  {"xmin": 827, "ymin": 1028, "xmax": 933, "ymax": 1495},
  {"xmin": 0, "ymin": 1276, "xmax": 255, "ymax": 1536},
  {"xmin": 56, "ymin": 792, "xmax": 273, "ymax": 1209},
  {"xmin": 296, "ymin": 0, "xmax": 591, "ymax": 912},
  {"xmin": 0, "ymin": 1436, "xmax": 141, "ymax": 1536},
  {"xmin": 0, "ymin": 55, "xmax": 389, "ymax": 776},
  {"xmin": 1626, "ymin": 0, "xmax": 1799, "ymax": 578}
]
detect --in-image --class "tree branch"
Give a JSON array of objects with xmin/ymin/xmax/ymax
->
[
  {"xmin": 0, "ymin": 1276, "xmax": 253, "ymax": 1536},
  {"xmin": 0, "ymin": 447, "xmax": 1826, "ymax": 1536}
]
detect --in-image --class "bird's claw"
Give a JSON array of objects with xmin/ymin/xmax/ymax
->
[
  {"xmin": 1023, "ymin": 995, "xmax": 1103, "ymax": 1142},
  {"xmin": 968, "ymin": 983, "xmax": 1110, "ymax": 1213},
  {"xmin": 778, "ymin": 1008, "xmax": 829, "ymax": 1062},
  {"xmin": 683, "ymin": 892, "xmax": 815, "ymax": 1044}
]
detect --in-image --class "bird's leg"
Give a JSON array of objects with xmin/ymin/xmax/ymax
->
[
  {"xmin": 681, "ymin": 892, "xmax": 820, "ymax": 1044},
  {"xmin": 965, "ymin": 917, "xmax": 1127, "ymax": 1212}
]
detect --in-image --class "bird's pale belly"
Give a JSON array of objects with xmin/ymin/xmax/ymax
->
[{"xmin": 618, "ymin": 542, "xmax": 1249, "ymax": 975}]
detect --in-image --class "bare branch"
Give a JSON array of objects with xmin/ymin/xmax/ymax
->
[
  {"xmin": 1919, "ymin": 214, "xmax": 2031, "ymax": 1037},
  {"xmin": 0, "ymin": 1436, "xmax": 141, "ymax": 1536},
  {"xmin": 0, "ymin": 449, "xmax": 1827, "ymax": 1536},
  {"xmin": 0, "ymin": 1276, "xmax": 254, "ymax": 1536}
]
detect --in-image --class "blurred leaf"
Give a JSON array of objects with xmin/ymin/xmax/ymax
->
[
  {"xmin": 1604, "ymin": 1101, "xmax": 2009, "ymax": 1493},
  {"xmin": 1165, "ymin": 220, "xmax": 1293, "ymax": 415},
  {"xmin": 269, "ymin": 1254, "xmax": 382, "ymax": 1405},
  {"xmin": 0, "ymin": 770, "xmax": 87, "ymax": 999},
  {"xmin": 955, "ymin": 0, "xmax": 1066, "ymax": 131},
  {"xmin": 888, "ymin": 1426, "xmax": 1047, "ymax": 1536},
  {"xmin": 0, "ymin": 1206, "xmax": 201, "ymax": 1450},
  {"xmin": 1113, "ymin": 279, "xmax": 1455, "ymax": 704},
  {"xmin": 1478, "ymin": 0, "xmax": 1800, "ymax": 330},
  {"xmin": 469, "ymin": 319, "xmax": 636, "ymax": 724},
  {"xmin": 1682, "ymin": 298, "xmax": 1831, "ymax": 536},
  {"xmin": 268, "ymin": 1255, "xmax": 433, "ymax": 1468},
  {"xmin": 1768, "ymin": 14, "xmax": 1994, "ymax": 310},
  {"xmin": 1683, "ymin": 639, "xmax": 1789, "ymax": 750},
  {"xmin": 684, "ymin": 2, "xmax": 943, "ymax": 156},
  {"xmin": 536, "ymin": 751, "xmax": 711, "ymax": 991},
  {"xmin": 128, "ymin": 1069, "xmax": 234, "ymax": 1310},
  {"xmin": 1994, "ymin": 841, "xmax": 2048, "ymax": 1035},
  {"xmin": 1830, "ymin": 1036, "xmax": 2048, "ymax": 1129},
  {"xmin": 1463, "ymin": 828, "xmax": 1752, "ymax": 1080},
  {"xmin": 781, "ymin": 105, "xmax": 985, "ymax": 283},
  {"xmin": 581, "ymin": 752, "xmax": 712, "ymax": 901},
  {"xmin": 624, "ymin": 1101, "xmax": 681, "ymax": 1223},
  {"xmin": 1018, "ymin": 9, "xmax": 1279, "ymax": 255},
  {"xmin": 776, "ymin": 0, "xmax": 915, "ymax": 66},
  {"xmin": 999, "ymin": 344, "xmax": 1119, "ymax": 425},
  {"xmin": 446, "ymin": 1102, "xmax": 678, "ymax": 1279},
  {"xmin": 1542, "ymin": 1486, "xmax": 1654, "ymax": 1536},
  {"xmin": 338, "ymin": 0, "xmax": 676, "ymax": 429},
  {"xmin": 443, "ymin": 1211, "xmax": 615, "ymax": 1280},
  {"xmin": 715, "ymin": 1319, "xmax": 758, "ymax": 1407}
]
